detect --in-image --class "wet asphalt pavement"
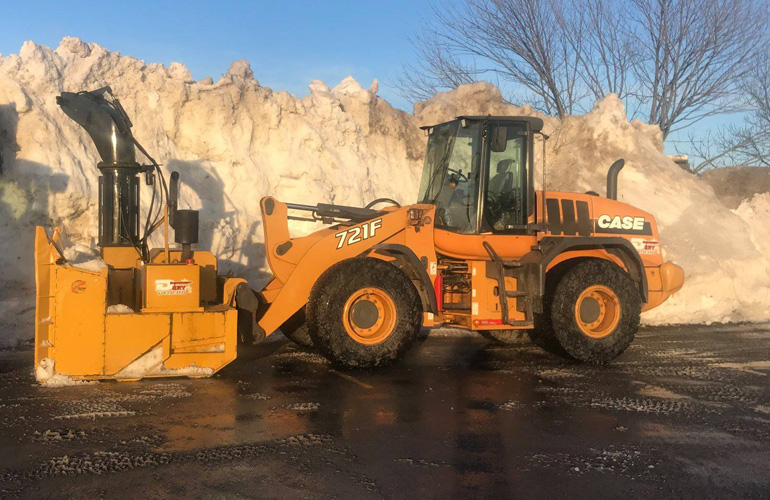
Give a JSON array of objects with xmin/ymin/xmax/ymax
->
[{"xmin": 1, "ymin": 324, "xmax": 770, "ymax": 499}]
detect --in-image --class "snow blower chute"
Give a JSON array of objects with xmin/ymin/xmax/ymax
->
[{"xmin": 34, "ymin": 87, "xmax": 255, "ymax": 382}]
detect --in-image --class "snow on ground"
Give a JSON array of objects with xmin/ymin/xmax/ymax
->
[{"xmin": 1, "ymin": 38, "xmax": 769, "ymax": 346}]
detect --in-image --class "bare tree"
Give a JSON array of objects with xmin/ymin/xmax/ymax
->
[
  {"xmin": 397, "ymin": 0, "xmax": 768, "ymax": 139},
  {"xmin": 686, "ymin": 59, "xmax": 770, "ymax": 172},
  {"xmin": 397, "ymin": 0, "xmax": 585, "ymax": 117},
  {"xmin": 632, "ymin": 0, "xmax": 767, "ymax": 138},
  {"xmin": 558, "ymin": 0, "xmax": 638, "ymax": 104},
  {"xmin": 394, "ymin": 34, "xmax": 479, "ymax": 103},
  {"xmin": 738, "ymin": 58, "xmax": 770, "ymax": 167}
]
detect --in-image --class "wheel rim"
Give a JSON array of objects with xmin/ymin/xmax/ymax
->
[
  {"xmin": 342, "ymin": 287, "xmax": 397, "ymax": 345},
  {"xmin": 575, "ymin": 285, "xmax": 620, "ymax": 339}
]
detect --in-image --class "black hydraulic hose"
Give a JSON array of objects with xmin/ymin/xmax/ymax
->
[
  {"xmin": 141, "ymin": 172, "xmax": 157, "ymax": 259},
  {"xmin": 365, "ymin": 198, "xmax": 401, "ymax": 209}
]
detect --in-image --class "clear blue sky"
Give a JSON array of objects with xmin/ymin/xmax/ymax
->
[{"xmin": 0, "ymin": 0, "xmax": 734, "ymax": 162}]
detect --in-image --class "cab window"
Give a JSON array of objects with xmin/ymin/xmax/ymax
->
[
  {"xmin": 482, "ymin": 125, "xmax": 526, "ymax": 233},
  {"xmin": 421, "ymin": 123, "xmax": 482, "ymax": 234}
]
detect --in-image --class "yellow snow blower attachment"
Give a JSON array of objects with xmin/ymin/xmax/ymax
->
[{"xmin": 34, "ymin": 87, "xmax": 255, "ymax": 382}]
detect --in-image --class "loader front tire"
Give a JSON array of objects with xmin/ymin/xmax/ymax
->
[
  {"xmin": 549, "ymin": 260, "xmax": 641, "ymax": 364},
  {"xmin": 307, "ymin": 258, "xmax": 422, "ymax": 369}
]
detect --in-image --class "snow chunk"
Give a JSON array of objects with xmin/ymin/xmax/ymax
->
[
  {"xmin": 63, "ymin": 244, "xmax": 107, "ymax": 273},
  {"xmin": 168, "ymin": 62, "xmax": 193, "ymax": 82},
  {"xmin": 151, "ymin": 364, "xmax": 214, "ymax": 377},
  {"xmin": 35, "ymin": 357, "xmax": 54, "ymax": 382},
  {"xmin": 56, "ymin": 37, "xmax": 92, "ymax": 58},
  {"xmin": 35, "ymin": 358, "xmax": 96, "ymax": 387},
  {"xmin": 116, "ymin": 346, "xmax": 164, "ymax": 379},
  {"xmin": 224, "ymin": 60, "xmax": 256, "ymax": 84},
  {"xmin": 115, "ymin": 346, "xmax": 215, "ymax": 379},
  {"xmin": 308, "ymin": 79, "xmax": 332, "ymax": 95},
  {"xmin": 107, "ymin": 304, "xmax": 134, "ymax": 314}
]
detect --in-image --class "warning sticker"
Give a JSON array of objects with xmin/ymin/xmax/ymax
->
[{"xmin": 155, "ymin": 279, "xmax": 193, "ymax": 296}]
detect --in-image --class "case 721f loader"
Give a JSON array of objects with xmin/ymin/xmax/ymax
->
[{"xmin": 35, "ymin": 89, "xmax": 684, "ymax": 382}]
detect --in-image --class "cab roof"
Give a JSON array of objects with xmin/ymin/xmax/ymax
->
[{"xmin": 420, "ymin": 115, "xmax": 544, "ymax": 133}]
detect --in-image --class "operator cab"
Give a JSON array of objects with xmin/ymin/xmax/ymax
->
[{"xmin": 418, "ymin": 116, "xmax": 543, "ymax": 238}]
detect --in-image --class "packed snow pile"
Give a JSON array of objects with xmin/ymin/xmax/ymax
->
[
  {"xmin": 701, "ymin": 166, "xmax": 770, "ymax": 209},
  {"xmin": 1, "ymin": 38, "xmax": 769, "ymax": 346}
]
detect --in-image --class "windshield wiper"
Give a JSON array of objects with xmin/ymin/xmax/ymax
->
[{"xmin": 424, "ymin": 140, "xmax": 454, "ymax": 202}]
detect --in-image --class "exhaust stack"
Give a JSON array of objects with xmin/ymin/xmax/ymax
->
[{"xmin": 606, "ymin": 159, "xmax": 625, "ymax": 200}]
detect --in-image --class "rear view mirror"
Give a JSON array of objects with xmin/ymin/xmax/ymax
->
[{"xmin": 491, "ymin": 126, "xmax": 508, "ymax": 152}]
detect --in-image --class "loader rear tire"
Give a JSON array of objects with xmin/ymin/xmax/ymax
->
[
  {"xmin": 307, "ymin": 258, "xmax": 422, "ymax": 369},
  {"xmin": 280, "ymin": 310, "xmax": 314, "ymax": 349},
  {"xmin": 550, "ymin": 260, "xmax": 641, "ymax": 364}
]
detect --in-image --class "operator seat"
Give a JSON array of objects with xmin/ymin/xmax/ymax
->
[{"xmin": 489, "ymin": 159, "xmax": 514, "ymax": 197}]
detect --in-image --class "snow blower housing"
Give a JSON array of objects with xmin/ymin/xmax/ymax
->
[{"xmin": 34, "ymin": 87, "xmax": 250, "ymax": 382}]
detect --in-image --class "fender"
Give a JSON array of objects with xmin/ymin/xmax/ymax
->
[
  {"xmin": 256, "ymin": 202, "xmax": 409, "ymax": 336},
  {"xmin": 368, "ymin": 243, "xmax": 439, "ymax": 315},
  {"xmin": 535, "ymin": 236, "xmax": 648, "ymax": 302}
]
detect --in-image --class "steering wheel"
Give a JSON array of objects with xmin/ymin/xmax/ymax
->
[
  {"xmin": 365, "ymin": 198, "xmax": 401, "ymax": 209},
  {"xmin": 447, "ymin": 168, "xmax": 468, "ymax": 183}
]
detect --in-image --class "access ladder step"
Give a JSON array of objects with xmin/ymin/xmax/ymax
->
[{"xmin": 482, "ymin": 240, "xmax": 533, "ymax": 326}]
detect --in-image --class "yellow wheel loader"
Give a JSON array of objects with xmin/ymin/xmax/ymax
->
[
  {"xmin": 253, "ymin": 117, "xmax": 684, "ymax": 368},
  {"xmin": 35, "ymin": 90, "xmax": 684, "ymax": 382}
]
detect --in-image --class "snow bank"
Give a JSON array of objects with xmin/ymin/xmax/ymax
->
[
  {"xmin": 1, "ymin": 38, "xmax": 769, "ymax": 346},
  {"xmin": 702, "ymin": 166, "xmax": 770, "ymax": 209}
]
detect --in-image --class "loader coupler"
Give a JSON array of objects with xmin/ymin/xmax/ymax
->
[{"xmin": 34, "ymin": 227, "xmax": 238, "ymax": 383}]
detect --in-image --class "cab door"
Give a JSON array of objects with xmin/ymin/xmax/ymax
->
[{"xmin": 434, "ymin": 122, "xmax": 536, "ymax": 261}]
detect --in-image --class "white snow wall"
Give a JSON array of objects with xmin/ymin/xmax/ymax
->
[{"xmin": 1, "ymin": 38, "xmax": 769, "ymax": 346}]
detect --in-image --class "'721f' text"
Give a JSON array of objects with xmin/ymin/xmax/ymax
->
[{"xmin": 335, "ymin": 219, "xmax": 383, "ymax": 249}]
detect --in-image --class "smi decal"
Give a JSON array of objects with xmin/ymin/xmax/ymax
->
[
  {"xmin": 594, "ymin": 215, "xmax": 652, "ymax": 235},
  {"xmin": 155, "ymin": 279, "xmax": 193, "ymax": 296},
  {"xmin": 631, "ymin": 238, "xmax": 660, "ymax": 255}
]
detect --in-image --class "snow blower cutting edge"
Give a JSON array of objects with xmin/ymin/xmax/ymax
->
[{"xmin": 34, "ymin": 87, "xmax": 259, "ymax": 382}]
